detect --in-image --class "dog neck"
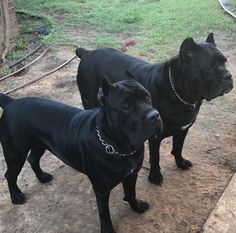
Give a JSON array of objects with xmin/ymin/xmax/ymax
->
[
  {"xmin": 96, "ymin": 111, "xmax": 137, "ymax": 156},
  {"xmin": 167, "ymin": 58, "xmax": 203, "ymax": 109},
  {"xmin": 168, "ymin": 66, "xmax": 196, "ymax": 108},
  {"xmin": 96, "ymin": 126, "xmax": 136, "ymax": 157}
]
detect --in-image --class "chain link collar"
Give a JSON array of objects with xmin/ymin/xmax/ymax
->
[
  {"xmin": 96, "ymin": 126, "xmax": 136, "ymax": 157},
  {"xmin": 168, "ymin": 67, "xmax": 196, "ymax": 108}
]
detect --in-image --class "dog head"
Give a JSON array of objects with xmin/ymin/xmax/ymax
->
[
  {"xmin": 179, "ymin": 33, "xmax": 233, "ymax": 101},
  {"xmin": 98, "ymin": 77, "xmax": 162, "ymax": 148}
]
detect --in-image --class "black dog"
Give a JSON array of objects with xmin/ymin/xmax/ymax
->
[
  {"xmin": 76, "ymin": 33, "xmax": 233, "ymax": 185},
  {"xmin": 0, "ymin": 79, "xmax": 162, "ymax": 233}
]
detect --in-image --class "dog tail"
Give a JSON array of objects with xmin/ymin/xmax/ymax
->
[
  {"xmin": 0, "ymin": 93, "xmax": 13, "ymax": 109},
  {"xmin": 75, "ymin": 48, "xmax": 89, "ymax": 59}
]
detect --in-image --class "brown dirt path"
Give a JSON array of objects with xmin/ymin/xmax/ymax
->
[{"xmin": 0, "ymin": 31, "xmax": 235, "ymax": 233}]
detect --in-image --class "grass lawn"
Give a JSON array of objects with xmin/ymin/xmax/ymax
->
[{"xmin": 12, "ymin": 0, "xmax": 236, "ymax": 59}]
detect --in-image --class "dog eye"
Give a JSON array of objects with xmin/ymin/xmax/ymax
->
[
  {"xmin": 218, "ymin": 64, "xmax": 225, "ymax": 70},
  {"xmin": 206, "ymin": 67, "xmax": 214, "ymax": 73},
  {"xmin": 123, "ymin": 103, "xmax": 129, "ymax": 111},
  {"xmin": 146, "ymin": 96, "xmax": 152, "ymax": 103}
]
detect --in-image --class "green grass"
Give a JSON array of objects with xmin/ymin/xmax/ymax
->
[
  {"xmin": 13, "ymin": 37, "xmax": 28, "ymax": 50},
  {"xmin": 76, "ymin": 0, "xmax": 236, "ymax": 58},
  {"xmin": 229, "ymin": 0, "xmax": 236, "ymax": 9},
  {"xmin": 6, "ymin": 50, "xmax": 28, "ymax": 60},
  {"xmin": 4, "ymin": 36, "xmax": 29, "ymax": 62},
  {"xmin": 87, "ymin": 35, "xmax": 119, "ymax": 48},
  {"xmin": 13, "ymin": 0, "xmax": 236, "ymax": 58},
  {"xmin": 0, "ymin": 65, "xmax": 11, "ymax": 77}
]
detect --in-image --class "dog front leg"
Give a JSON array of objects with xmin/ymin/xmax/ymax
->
[
  {"xmin": 122, "ymin": 173, "xmax": 149, "ymax": 213},
  {"xmin": 171, "ymin": 129, "xmax": 192, "ymax": 169},
  {"xmin": 95, "ymin": 190, "xmax": 116, "ymax": 233},
  {"xmin": 148, "ymin": 137, "xmax": 163, "ymax": 185}
]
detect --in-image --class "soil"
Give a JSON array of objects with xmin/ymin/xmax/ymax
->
[{"xmin": 0, "ymin": 30, "xmax": 235, "ymax": 233}]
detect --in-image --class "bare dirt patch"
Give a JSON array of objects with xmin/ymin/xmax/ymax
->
[{"xmin": 0, "ymin": 31, "xmax": 235, "ymax": 233}]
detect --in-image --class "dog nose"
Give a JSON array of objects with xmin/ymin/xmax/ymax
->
[
  {"xmin": 224, "ymin": 72, "xmax": 232, "ymax": 80},
  {"xmin": 146, "ymin": 110, "xmax": 160, "ymax": 124}
]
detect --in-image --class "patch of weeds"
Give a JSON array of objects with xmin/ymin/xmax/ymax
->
[
  {"xmin": 0, "ymin": 65, "xmax": 11, "ymax": 77},
  {"xmin": 5, "ymin": 33, "xmax": 40, "ymax": 64},
  {"xmin": 13, "ymin": 37, "xmax": 28, "ymax": 50},
  {"xmin": 2, "ymin": 81, "xmax": 17, "ymax": 91},
  {"xmin": 6, "ymin": 50, "xmax": 28, "ymax": 60}
]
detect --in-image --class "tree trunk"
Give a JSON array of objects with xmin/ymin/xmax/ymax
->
[{"xmin": 0, "ymin": 0, "xmax": 10, "ymax": 63}]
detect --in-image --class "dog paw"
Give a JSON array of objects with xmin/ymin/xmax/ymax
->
[
  {"xmin": 38, "ymin": 172, "xmax": 53, "ymax": 183},
  {"xmin": 131, "ymin": 200, "xmax": 150, "ymax": 213},
  {"xmin": 176, "ymin": 158, "xmax": 192, "ymax": 170},
  {"xmin": 148, "ymin": 170, "xmax": 163, "ymax": 185},
  {"xmin": 11, "ymin": 191, "xmax": 26, "ymax": 205},
  {"xmin": 101, "ymin": 226, "xmax": 116, "ymax": 233},
  {"xmin": 102, "ymin": 230, "xmax": 116, "ymax": 233}
]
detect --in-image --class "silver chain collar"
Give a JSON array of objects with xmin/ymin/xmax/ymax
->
[
  {"xmin": 168, "ymin": 67, "xmax": 195, "ymax": 108},
  {"xmin": 96, "ymin": 127, "xmax": 136, "ymax": 157}
]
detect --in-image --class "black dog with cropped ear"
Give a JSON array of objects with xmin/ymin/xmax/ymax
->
[
  {"xmin": 76, "ymin": 33, "xmax": 233, "ymax": 185},
  {"xmin": 0, "ymin": 78, "xmax": 162, "ymax": 233}
]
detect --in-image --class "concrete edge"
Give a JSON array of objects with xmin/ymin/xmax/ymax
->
[{"xmin": 203, "ymin": 173, "xmax": 236, "ymax": 233}]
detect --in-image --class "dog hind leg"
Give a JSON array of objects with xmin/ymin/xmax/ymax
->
[{"xmin": 27, "ymin": 145, "xmax": 53, "ymax": 183}]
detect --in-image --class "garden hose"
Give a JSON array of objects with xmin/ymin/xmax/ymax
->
[
  {"xmin": 218, "ymin": 0, "xmax": 236, "ymax": 19},
  {"xmin": 1, "ymin": 43, "xmax": 79, "ymax": 94}
]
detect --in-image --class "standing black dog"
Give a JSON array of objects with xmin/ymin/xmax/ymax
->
[
  {"xmin": 0, "ymin": 79, "xmax": 162, "ymax": 233},
  {"xmin": 76, "ymin": 33, "xmax": 233, "ymax": 185}
]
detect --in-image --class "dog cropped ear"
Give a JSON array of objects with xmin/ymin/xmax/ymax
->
[
  {"xmin": 98, "ymin": 77, "xmax": 112, "ymax": 106},
  {"xmin": 179, "ymin": 37, "xmax": 199, "ymax": 63},
  {"xmin": 206, "ymin": 33, "xmax": 216, "ymax": 46},
  {"xmin": 125, "ymin": 70, "xmax": 136, "ymax": 80}
]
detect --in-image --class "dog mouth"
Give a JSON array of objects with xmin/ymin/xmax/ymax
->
[
  {"xmin": 131, "ymin": 121, "xmax": 163, "ymax": 147},
  {"xmin": 131, "ymin": 134, "xmax": 154, "ymax": 149},
  {"xmin": 205, "ymin": 81, "xmax": 233, "ymax": 101},
  {"xmin": 223, "ymin": 84, "xmax": 233, "ymax": 94}
]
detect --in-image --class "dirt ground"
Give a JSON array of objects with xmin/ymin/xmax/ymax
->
[{"xmin": 0, "ymin": 31, "xmax": 235, "ymax": 233}]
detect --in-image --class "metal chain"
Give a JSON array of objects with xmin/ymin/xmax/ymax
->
[
  {"xmin": 96, "ymin": 127, "xmax": 136, "ymax": 157},
  {"xmin": 168, "ymin": 67, "xmax": 196, "ymax": 108}
]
